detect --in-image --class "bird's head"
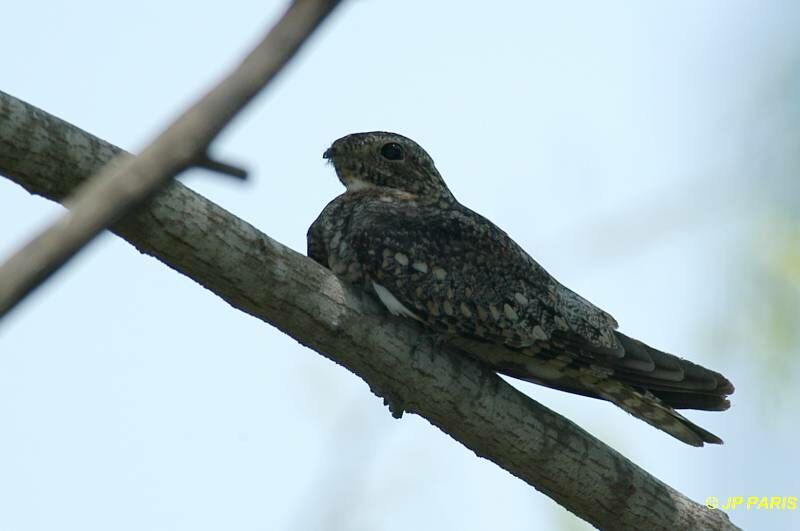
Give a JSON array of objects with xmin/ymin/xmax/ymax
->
[{"xmin": 323, "ymin": 131, "xmax": 453, "ymax": 202}]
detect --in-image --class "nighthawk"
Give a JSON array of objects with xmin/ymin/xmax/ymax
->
[{"xmin": 308, "ymin": 131, "xmax": 734, "ymax": 446}]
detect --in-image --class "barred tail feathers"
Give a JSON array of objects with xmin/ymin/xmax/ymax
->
[{"xmin": 591, "ymin": 378, "xmax": 723, "ymax": 447}]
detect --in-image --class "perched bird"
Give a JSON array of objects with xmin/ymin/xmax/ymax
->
[{"xmin": 308, "ymin": 131, "xmax": 734, "ymax": 447}]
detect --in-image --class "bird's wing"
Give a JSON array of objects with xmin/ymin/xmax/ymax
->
[
  {"xmin": 346, "ymin": 196, "xmax": 733, "ymax": 446},
  {"xmin": 350, "ymin": 199, "xmax": 620, "ymax": 352}
]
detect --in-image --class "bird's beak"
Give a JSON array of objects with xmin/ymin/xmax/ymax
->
[{"xmin": 322, "ymin": 147, "xmax": 333, "ymax": 160}]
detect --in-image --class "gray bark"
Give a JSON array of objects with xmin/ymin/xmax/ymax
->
[
  {"xmin": 0, "ymin": 90, "xmax": 740, "ymax": 531},
  {"xmin": 0, "ymin": 0, "xmax": 340, "ymax": 317}
]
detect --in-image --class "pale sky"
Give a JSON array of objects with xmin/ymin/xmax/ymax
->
[{"xmin": 1, "ymin": 2, "xmax": 798, "ymax": 530}]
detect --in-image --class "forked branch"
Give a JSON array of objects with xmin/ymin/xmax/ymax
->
[{"xmin": 0, "ymin": 0, "xmax": 341, "ymax": 318}]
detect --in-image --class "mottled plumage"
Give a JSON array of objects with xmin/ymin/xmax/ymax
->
[{"xmin": 308, "ymin": 131, "xmax": 734, "ymax": 447}]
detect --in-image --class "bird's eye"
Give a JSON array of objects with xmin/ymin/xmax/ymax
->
[{"xmin": 380, "ymin": 142, "xmax": 405, "ymax": 161}]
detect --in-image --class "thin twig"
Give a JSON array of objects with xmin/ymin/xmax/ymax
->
[
  {"xmin": 0, "ymin": 0, "xmax": 341, "ymax": 319},
  {"xmin": 196, "ymin": 154, "xmax": 249, "ymax": 180},
  {"xmin": 0, "ymin": 90, "xmax": 741, "ymax": 531}
]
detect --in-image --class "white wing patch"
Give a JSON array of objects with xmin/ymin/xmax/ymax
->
[{"xmin": 372, "ymin": 281, "xmax": 422, "ymax": 321}]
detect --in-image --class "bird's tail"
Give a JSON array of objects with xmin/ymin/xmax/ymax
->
[
  {"xmin": 588, "ymin": 379, "xmax": 723, "ymax": 447},
  {"xmin": 449, "ymin": 332, "xmax": 733, "ymax": 446},
  {"xmin": 576, "ymin": 331, "xmax": 733, "ymax": 446},
  {"xmin": 610, "ymin": 332, "xmax": 734, "ymax": 412},
  {"xmin": 521, "ymin": 332, "xmax": 732, "ymax": 446}
]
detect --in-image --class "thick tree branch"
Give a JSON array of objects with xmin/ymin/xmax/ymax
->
[
  {"xmin": 0, "ymin": 91, "xmax": 739, "ymax": 531},
  {"xmin": 0, "ymin": 0, "xmax": 341, "ymax": 318}
]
